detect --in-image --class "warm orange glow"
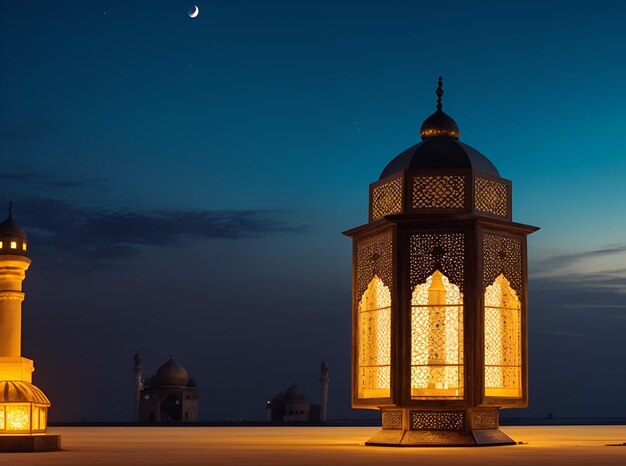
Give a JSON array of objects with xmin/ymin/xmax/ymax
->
[
  {"xmin": 39, "ymin": 407, "xmax": 46, "ymax": 431},
  {"xmin": 0, "ymin": 403, "xmax": 48, "ymax": 434},
  {"xmin": 357, "ymin": 275, "xmax": 391, "ymax": 399},
  {"xmin": 5, "ymin": 404, "xmax": 29, "ymax": 431},
  {"xmin": 32, "ymin": 407, "xmax": 39, "ymax": 430},
  {"xmin": 484, "ymin": 274, "xmax": 522, "ymax": 397},
  {"xmin": 411, "ymin": 270, "xmax": 463, "ymax": 398},
  {"xmin": 10, "ymin": 241, "xmax": 17, "ymax": 249},
  {"xmin": 22, "ymin": 243, "xmax": 27, "ymax": 251}
]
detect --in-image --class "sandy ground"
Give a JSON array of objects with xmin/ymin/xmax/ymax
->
[{"xmin": 1, "ymin": 426, "xmax": 625, "ymax": 465}]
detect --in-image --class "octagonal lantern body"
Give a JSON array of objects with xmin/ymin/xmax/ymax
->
[
  {"xmin": 0, "ymin": 381, "xmax": 50, "ymax": 435},
  {"xmin": 344, "ymin": 93, "xmax": 538, "ymax": 446}
]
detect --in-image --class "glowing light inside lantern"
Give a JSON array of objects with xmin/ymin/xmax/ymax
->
[
  {"xmin": 411, "ymin": 270, "xmax": 464, "ymax": 399},
  {"xmin": 357, "ymin": 275, "xmax": 391, "ymax": 399},
  {"xmin": 6, "ymin": 405, "xmax": 29, "ymax": 431},
  {"xmin": 484, "ymin": 274, "xmax": 522, "ymax": 397}
]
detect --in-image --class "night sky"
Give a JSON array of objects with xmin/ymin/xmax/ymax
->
[{"xmin": 1, "ymin": 1, "xmax": 625, "ymax": 422}]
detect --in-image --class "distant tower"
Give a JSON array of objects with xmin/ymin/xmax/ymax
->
[
  {"xmin": 320, "ymin": 361, "xmax": 329, "ymax": 422},
  {"xmin": 133, "ymin": 353, "xmax": 143, "ymax": 421}
]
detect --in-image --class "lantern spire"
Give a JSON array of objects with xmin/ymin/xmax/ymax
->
[
  {"xmin": 419, "ymin": 76, "xmax": 460, "ymax": 140},
  {"xmin": 436, "ymin": 76, "xmax": 444, "ymax": 111},
  {"xmin": 8, "ymin": 201, "xmax": 13, "ymax": 219}
]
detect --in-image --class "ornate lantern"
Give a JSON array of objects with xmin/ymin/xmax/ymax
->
[
  {"xmin": 344, "ymin": 79, "xmax": 538, "ymax": 446},
  {"xmin": 0, "ymin": 204, "xmax": 60, "ymax": 451}
]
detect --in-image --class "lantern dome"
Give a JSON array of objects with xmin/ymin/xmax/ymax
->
[
  {"xmin": 380, "ymin": 77, "xmax": 499, "ymax": 180},
  {"xmin": 154, "ymin": 357, "xmax": 189, "ymax": 387},
  {"xmin": 284, "ymin": 384, "xmax": 306, "ymax": 401},
  {"xmin": 0, "ymin": 204, "xmax": 28, "ymax": 257},
  {"xmin": 380, "ymin": 137, "xmax": 499, "ymax": 179},
  {"xmin": 0, "ymin": 380, "xmax": 50, "ymax": 405}
]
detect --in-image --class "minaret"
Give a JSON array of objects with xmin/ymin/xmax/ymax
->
[
  {"xmin": 133, "ymin": 353, "xmax": 143, "ymax": 421},
  {"xmin": 319, "ymin": 361, "xmax": 329, "ymax": 422},
  {"xmin": 0, "ymin": 203, "xmax": 34, "ymax": 380},
  {"xmin": 0, "ymin": 203, "xmax": 59, "ymax": 450}
]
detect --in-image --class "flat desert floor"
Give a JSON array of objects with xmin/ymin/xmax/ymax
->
[{"xmin": 3, "ymin": 426, "xmax": 626, "ymax": 465}]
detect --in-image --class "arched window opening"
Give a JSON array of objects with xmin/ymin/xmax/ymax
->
[
  {"xmin": 357, "ymin": 275, "xmax": 391, "ymax": 399},
  {"xmin": 484, "ymin": 274, "xmax": 522, "ymax": 398},
  {"xmin": 411, "ymin": 270, "xmax": 463, "ymax": 399}
]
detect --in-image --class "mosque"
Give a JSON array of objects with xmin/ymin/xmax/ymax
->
[
  {"xmin": 266, "ymin": 361, "xmax": 329, "ymax": 422},
  {"xmin": 133, "ymin": 354, "xmax": 198, "ymax": 422}
]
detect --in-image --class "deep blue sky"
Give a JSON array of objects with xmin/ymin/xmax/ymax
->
[{"xmin": 1, "ymin": 0, "xmax": 625, "ymax": 421}]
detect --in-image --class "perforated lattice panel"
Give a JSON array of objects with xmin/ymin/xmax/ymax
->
[
  {"xmin": 382, "ymin": 410, "xmax": 403, "ymax": 430},
  {"xmin": 475, "ymin": 177, "xmax": 508, "ymax": 217},
  {"xmin": 410, "ymin": 410, "xmax": 465, "ymax": 431},
  {"xmin": 412, "ymin": 176, "xmax": 465, "ymax": 209},
  {"xmin": 482, "ymin": 233, "xmax": 523, "ymax": 294},
  {"xmin": 472, "ymin": 410, "xmax": 498, "ymax": 429},
  {"xmin": 357, "ymin": 276, "xmax": 392, "ymax": 398},
  {"xmin": 484, "ymin": 274, "xmax": 522, "ymax": 397},
  {"xmin": 409, "ymin": 233, "xmax": 465, "ymax": 291},
  {"xmin": 356, "ymin": 231, "xmax": 393, "ymax": 299},
  {"xmin": 371, "ymin": 177, "xmax": 403, "ymax": 221}
]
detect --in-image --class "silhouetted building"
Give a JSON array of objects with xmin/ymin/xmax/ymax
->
[
  {"xmin": 134, "ymin": 355, "xmax": 198, "ymax": 422},
  {"xmin": 266, "ymin": 362, "xmax": 329, "ymax": 422}
]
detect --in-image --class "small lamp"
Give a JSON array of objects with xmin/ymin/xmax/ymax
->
[{"xmin": 0, "ymin": 204, "xmax": 60, "ymax": 451}]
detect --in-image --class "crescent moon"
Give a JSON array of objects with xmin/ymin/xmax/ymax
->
[{"xmin": 188, "ymin": 5, "xmax": 199, "ymax": 18}]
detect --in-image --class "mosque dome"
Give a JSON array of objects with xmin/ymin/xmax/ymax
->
[
  {"xmin": 284, "ymin": 384, "xmax": 306, "ymax": 401},
  {"xmin": 380, "ymin": 77, "xmax": 499, "ymax": 180},
  {"xmin": 0, "ymin": 203, "xmax": 28, "ymax": 256},
  {"xmin": 154, "ymin": 357, "xmax": 189, "ymax": 387}
]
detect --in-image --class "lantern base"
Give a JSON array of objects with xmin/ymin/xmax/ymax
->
[
  {"xmin": 365, "ymin": 408, "xmax": 516, "ymax": 447},
  {"xmin": 0, "ymin": 434, "xmax": 61, "ymax": 452}
]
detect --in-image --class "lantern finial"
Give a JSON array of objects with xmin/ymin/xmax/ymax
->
[
  {"xmin": 436, "ymin": 76, "xmax": 444, "ymax": 111},
  {"xmin": 419, "ymin": 77, "xmax": 460, "ymax": 139},
  {"xmin": 8, "ymin": 201, "xmax": 13, "ymax": 219}
]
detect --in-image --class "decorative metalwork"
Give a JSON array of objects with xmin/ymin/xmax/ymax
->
[
  {"xmin": 412, "ymin": 176, "xmax": 465, "ymax": 209},
  {"xmin": 356, "ymin": 231, "xmax": 393, "ymax": 299},
  {"xmin": 382, "ymin": 410, "xmax": 403, "ymax": 430},
  {"xmin": 472, "ymin": 429, "xmax": 513, "ymax": 444},
  {"xmin": 484, "ymin": 274, "xmax": 522, "ymax": 397},
  {"xmin": 371, "ymin": 177, "xmax": 403, "ymax": 221},
  {"xmin": 409, "ymin": 233, "xmax": 464, "ymax": 291},
  {"xmin": 472, "ymin": 410, "xmax": 498, "ymax": 429},
  {"xmin": 410, "ymin": 410, "xmax": 464, "ymax": 431},
  {"xmin": 403, "ymin": 431, "xmax": 474, "ymax": 444},
  {"xmin": 482, "ymin": 233, "xmax": 522, "ymax": 294},
  {"xmin": 475, "ymin": 177, "xmax": 508, "ymax": 217},
  {"xmin": 411, "ymin": 271, "xmax": 463, "ymax": 398},
  {"xmin": 357, "ymin": 276, "xmax": 392, "ymax": 399}
]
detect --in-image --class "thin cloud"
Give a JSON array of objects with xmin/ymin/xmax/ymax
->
[
  {"xmin": 8, "ymin": 197, "xmax": 308, "ymax": 266},
  {"xmin": 545, "ymin": 330, "xmax": 590, "ymax": 340},
  {"xmin": 0, "ymin": 121, "xmax": 56, "ymax": 141},
  {"xmin": 0, "ymin": 170, "xmax": 90, "ymax": 189},
  {"xmin": 530, "ymin": 273, "xmax": 626, "ymax": 318},
  {"xmin": 533, "ymin": 245, "xmax": 626, "ymax": 272}
]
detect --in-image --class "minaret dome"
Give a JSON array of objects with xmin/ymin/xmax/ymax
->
[{"xmin": 0, "ymin": 203, "xmax": 28, "ymax": 257}]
